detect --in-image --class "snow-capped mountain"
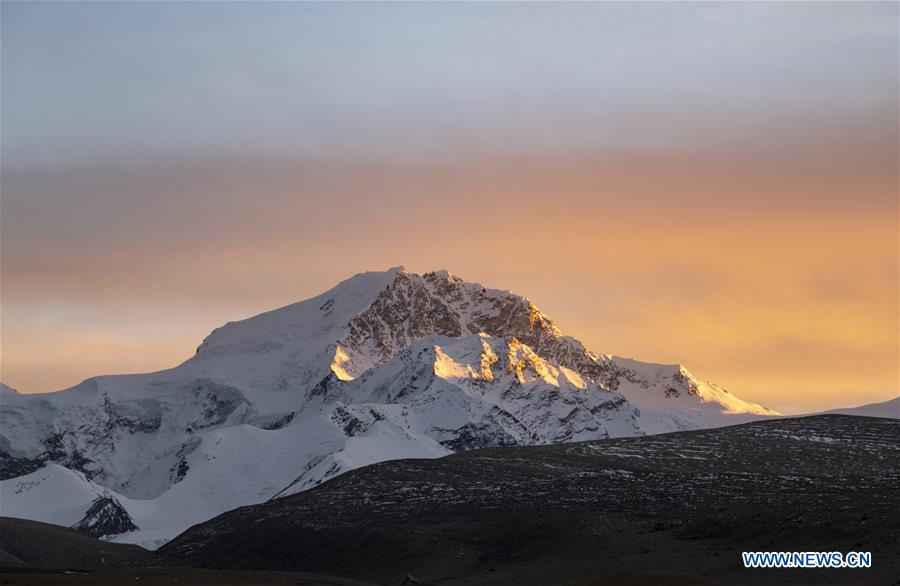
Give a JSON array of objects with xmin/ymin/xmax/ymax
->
[
  {"xmin": 814, "ymin": 397, "xmax": 899, "ymax": 419},
  {"xmin": 0, "ymin": 267, "xmax": 777, "ymax": 547}
]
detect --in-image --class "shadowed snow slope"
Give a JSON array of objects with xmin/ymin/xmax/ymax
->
[
  {"xmin": 0, "ymin": 267, "xmax": 778, "ymax": 547},
  {"xmin": 814, "ymin": 397, "xmax": 898, "ymax": 419}
]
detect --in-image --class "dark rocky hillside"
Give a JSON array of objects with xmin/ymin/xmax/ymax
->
[
  {"xmin": 0, "ymin": 519, "xmax": 377, "ymax": 585},
  {"xmin": 0, "ymin": 517, "xmax": 149, "ymax": 569},
  {"xmin": 157, "ymin": 415, "xmax": 900, "ymax": 585}
]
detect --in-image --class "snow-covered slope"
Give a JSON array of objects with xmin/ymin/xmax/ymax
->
[
  {"xmin": 813, "ymin": 397, "xmax": 899, "ymax": 419},
  {"xmin": 0, "ymin": 267, "xmax": 777, "ymax": 547}
]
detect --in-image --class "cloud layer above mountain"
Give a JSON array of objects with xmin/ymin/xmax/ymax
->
[{"xmin": 1, "ymin": 2, "xmax": 897, "ymax": 413}]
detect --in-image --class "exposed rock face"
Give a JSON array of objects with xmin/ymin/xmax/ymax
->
[
  {"xmin": 0, "ymin": 267, "xmax": 778, "ymax": 547},
  {"xmin": 438, "ymin": 418, "xmax": 518, "ymax": 451},
  {"xmin": 71, "ymin": 496, "xmax": 138, "ymax": 538},
  {"xmin": 333, "ymin": 271, "xmax": 624, "ymax": 391},
  {"xmin": 0, "ymin": 453, "xmax": 44, "ymax": 481}
]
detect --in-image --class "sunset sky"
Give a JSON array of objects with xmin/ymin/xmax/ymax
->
[{"xmin": 1, "ymin": 2, "xmax": 897, "ymax": 414}]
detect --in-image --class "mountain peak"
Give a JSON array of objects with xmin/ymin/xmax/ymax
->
[
  {"xmin": 332, "ymin": 268, "xmax": 567, "ymax": 380},
  {"xmin": 2, "ymin": 266, "xmax": 783, "ymax": 548},
  {"xmin": 424, "ymin": 268, "xmax": 453, "ymax": 281},
  {"xmin": 172, "ymin": 267, "xmax": 779, "ymax": 427}
]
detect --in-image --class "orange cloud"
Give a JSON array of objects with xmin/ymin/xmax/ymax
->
[{"xmin": 2, "ymin": 146, "xmax": 896, "ymax": 414}]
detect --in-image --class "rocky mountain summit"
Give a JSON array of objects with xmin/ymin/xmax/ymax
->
[{"xmin": 0, "ymin": 267, "xmax": 777, "ymax": 547}]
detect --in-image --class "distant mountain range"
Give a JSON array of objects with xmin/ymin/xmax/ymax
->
[
  {"xmin": 816, "ymin": 397, "xmax": 898, "ymax": 419},
  {"xmin": 0, "ymin": 267, "xmax": 889, "ymax": 548}
]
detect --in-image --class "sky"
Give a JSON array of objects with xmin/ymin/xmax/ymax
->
[{"xmin": 1, "ymin": 1, "xmax": 897, "ymax": 414}]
